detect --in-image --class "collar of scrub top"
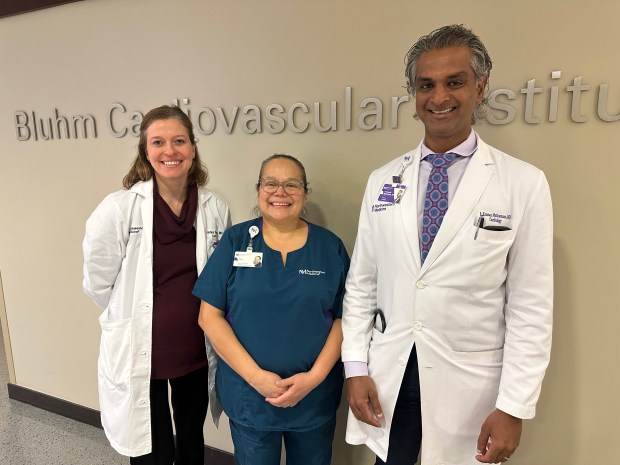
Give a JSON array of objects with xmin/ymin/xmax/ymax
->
[{"xmin": 247, "ymin": 217, "xmax": 311, "ymax": 251}]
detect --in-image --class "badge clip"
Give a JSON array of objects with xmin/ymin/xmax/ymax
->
[{"xmin": 247, "ymin": 225, "xmax": 260, "ymax": 252}]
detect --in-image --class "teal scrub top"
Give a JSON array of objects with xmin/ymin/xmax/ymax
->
[{"xmin": 193, "ymin": 218, "xmax": 350, "ymax": 431}]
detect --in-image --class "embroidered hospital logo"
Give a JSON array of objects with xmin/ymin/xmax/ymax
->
[
  {"xmin": 371, "ymin": 203, "xmax": 391, "ymax": 212},
  {"xmin": 299, "ymin": 269, "xmax": 326, "ymax": 276}
]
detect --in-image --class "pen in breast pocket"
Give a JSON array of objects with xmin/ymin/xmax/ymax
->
[{"xmin": 474, "ymin": 216, "xmax": 484, "ymax": 240}]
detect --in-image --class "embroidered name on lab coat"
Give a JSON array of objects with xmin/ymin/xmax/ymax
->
[{"xmin": 479, "ymin": 211, "xmax": 512, "ymax": 225}]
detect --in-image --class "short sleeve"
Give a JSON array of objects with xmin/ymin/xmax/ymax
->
[
  {"xmin": 331, "ymin": 238, "xmax": 351, "ymax": 319},
  {"xmin": 192, "ymin": 227, "xmax": 235, "ymax": 312}
]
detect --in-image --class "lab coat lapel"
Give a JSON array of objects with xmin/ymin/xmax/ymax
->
[
  {"xmin": 132, "ymin": 181, "xmax": 154, "ymax": 256},
  {"xmin": 400, "ymin": 148, "xmax": 423, "ymax": 271},
  {"xmin": 420, "ymin": 143, "xmax": 494, "ymax": 272}
]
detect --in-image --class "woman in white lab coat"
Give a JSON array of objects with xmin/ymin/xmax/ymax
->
[{"xmin": 83, "ymin": 105, "xmax": 230, "ymax": 465}]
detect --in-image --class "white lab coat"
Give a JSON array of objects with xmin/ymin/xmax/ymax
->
[
  {"xmin": 82, "ymin": 179, "xmax": 230, "ymax": 457},
  {"xmin": 342, "ymin": 136, "xmax": 553, "ymax": 464}
]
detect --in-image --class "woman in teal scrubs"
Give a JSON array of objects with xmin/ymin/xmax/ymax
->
[{"xmin": 193, "ymin": 154, "xmax": 349, "ymax": 465}]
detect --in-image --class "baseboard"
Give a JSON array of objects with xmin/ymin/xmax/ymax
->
[
  {"xmin": 7, "ymin": 382, "xmax": 102, "ymax": 427},
  {"xmin": 204, "ymin": 446, "xmax": 235, "ymax": 465},
  {"xmin": 0, "ymin": 1, "xmax": 83, "ymax": 19},
  {"xmin": 7, "ymin": 383, "xmax": 234, "ymax": 465}
]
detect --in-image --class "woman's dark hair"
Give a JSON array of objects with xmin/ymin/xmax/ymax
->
[{"xmin": 255, "ymin": 154, "xmax": 309, "ymax": 194}]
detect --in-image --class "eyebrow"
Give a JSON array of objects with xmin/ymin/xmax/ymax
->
[
  {"xmin": 416, "ymin": 71, "xmax": 469, "ymax": 82},
  {"xmin": 149, "ymin": 134, "xmax": 189, "ymax": 140},
  {"xmin": 262, "ymin": 177, "xmax": 303, "ymax": 182}
]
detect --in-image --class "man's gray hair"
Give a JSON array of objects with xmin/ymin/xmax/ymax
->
[{"xmin": 405, "ymin": 24, "xmax": 493, "ymax": 122}]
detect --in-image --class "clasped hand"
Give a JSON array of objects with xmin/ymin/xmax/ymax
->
[{"xmin": 251, "ymin": 370, "xmax": 319, "ymax": 408}]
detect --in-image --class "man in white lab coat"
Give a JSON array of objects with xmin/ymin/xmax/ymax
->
[{"xmin": 342, "ymin": 25, "xmax": 553, "ymax": 465}]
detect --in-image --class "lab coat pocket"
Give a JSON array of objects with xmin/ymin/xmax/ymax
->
[
  {"xmin": 367, "ymin": 327, "xmax": 389, "ymax": 371},
  {"xmin": 474, "ymin": 227, "xmax": 514, "ymax": 243},
  {"xmin": 369, "ymin": 325, "xmax": 388, "ymax": 347},
  {"xmin": 463, "ymin": 225, "xmax": 515, "ymax": 288},
  {"xmin": 97, "ymin": 314, "xmax": 133, "ymax": 446},
  {"xmin": 98, "ymin": 314, "xmax": 132, "ymax": 389},
  {"xmin": 449, "ymin": 347, "xmax": 503, "ymax": 366}
]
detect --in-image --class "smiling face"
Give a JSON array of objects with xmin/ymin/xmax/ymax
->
[
  {"xmin": 414, "ymin": 46, "xmax": 487, "ymax": 153},
  {"xmin": 145, "ymin": 118, "xmax": 196, "ymax": 185},
  {"xmin": 258, "ymin": 157, "xmax": 307, "ymax": 226}
]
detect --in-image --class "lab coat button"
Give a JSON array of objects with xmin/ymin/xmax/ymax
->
[
  {"xmin": 416, "ymin": 280, "xmax": 426, "ymax": 289},
  {"xmin": 414, "ymin": 321, "xmax": 423, "ymax": 331},
  {"xmin": 398, "ymin": 358, "xmax": 406, "ymax": 366}
]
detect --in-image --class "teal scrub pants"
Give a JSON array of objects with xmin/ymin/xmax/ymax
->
[{"xmin": 229, "ymin": 417, "xmax": 337, "ymax": 465}]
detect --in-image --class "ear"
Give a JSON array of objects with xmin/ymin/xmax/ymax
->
[{"xmin": 476, "ymin": 75, "xmax": 489, "ymax": 101}]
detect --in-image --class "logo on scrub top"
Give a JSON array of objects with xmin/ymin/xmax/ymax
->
[{"xmin": 298, "ymin": 269, "xmax": 326, "ymax": 276}]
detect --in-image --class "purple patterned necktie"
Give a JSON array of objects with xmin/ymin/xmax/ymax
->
[{"xmin": 421, "ymin": 153, "xmax": 459, "ymax": 263}]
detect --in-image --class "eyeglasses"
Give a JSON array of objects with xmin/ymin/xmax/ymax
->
[{"xmin": 259, "ymin": 178, "xmax": 305, "ymax": 194}]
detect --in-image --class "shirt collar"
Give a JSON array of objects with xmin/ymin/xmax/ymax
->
[{"xmin": 421, "ymin": 130, "xmax": 478, "ymax": 159}]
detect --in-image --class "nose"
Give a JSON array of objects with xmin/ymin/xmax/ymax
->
[
  {"xmin": 273, "ymin": 184, "xmax": 287, "ymax": 195},
  {"xmin": 429, "ymin": 84, "xmax": 449, "ymax": 105},
  {"xmin": 163, "ymin": 140, "xmax": 176, "ymax": 153}
]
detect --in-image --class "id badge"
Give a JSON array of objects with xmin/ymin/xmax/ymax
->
[
  {"xmin": 378, "ymin": 183, "xmax": 407, "ymax": 204},
  {"xmin": 233, "ymin": 251, "xmax": 263, "ymax": 268}
]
